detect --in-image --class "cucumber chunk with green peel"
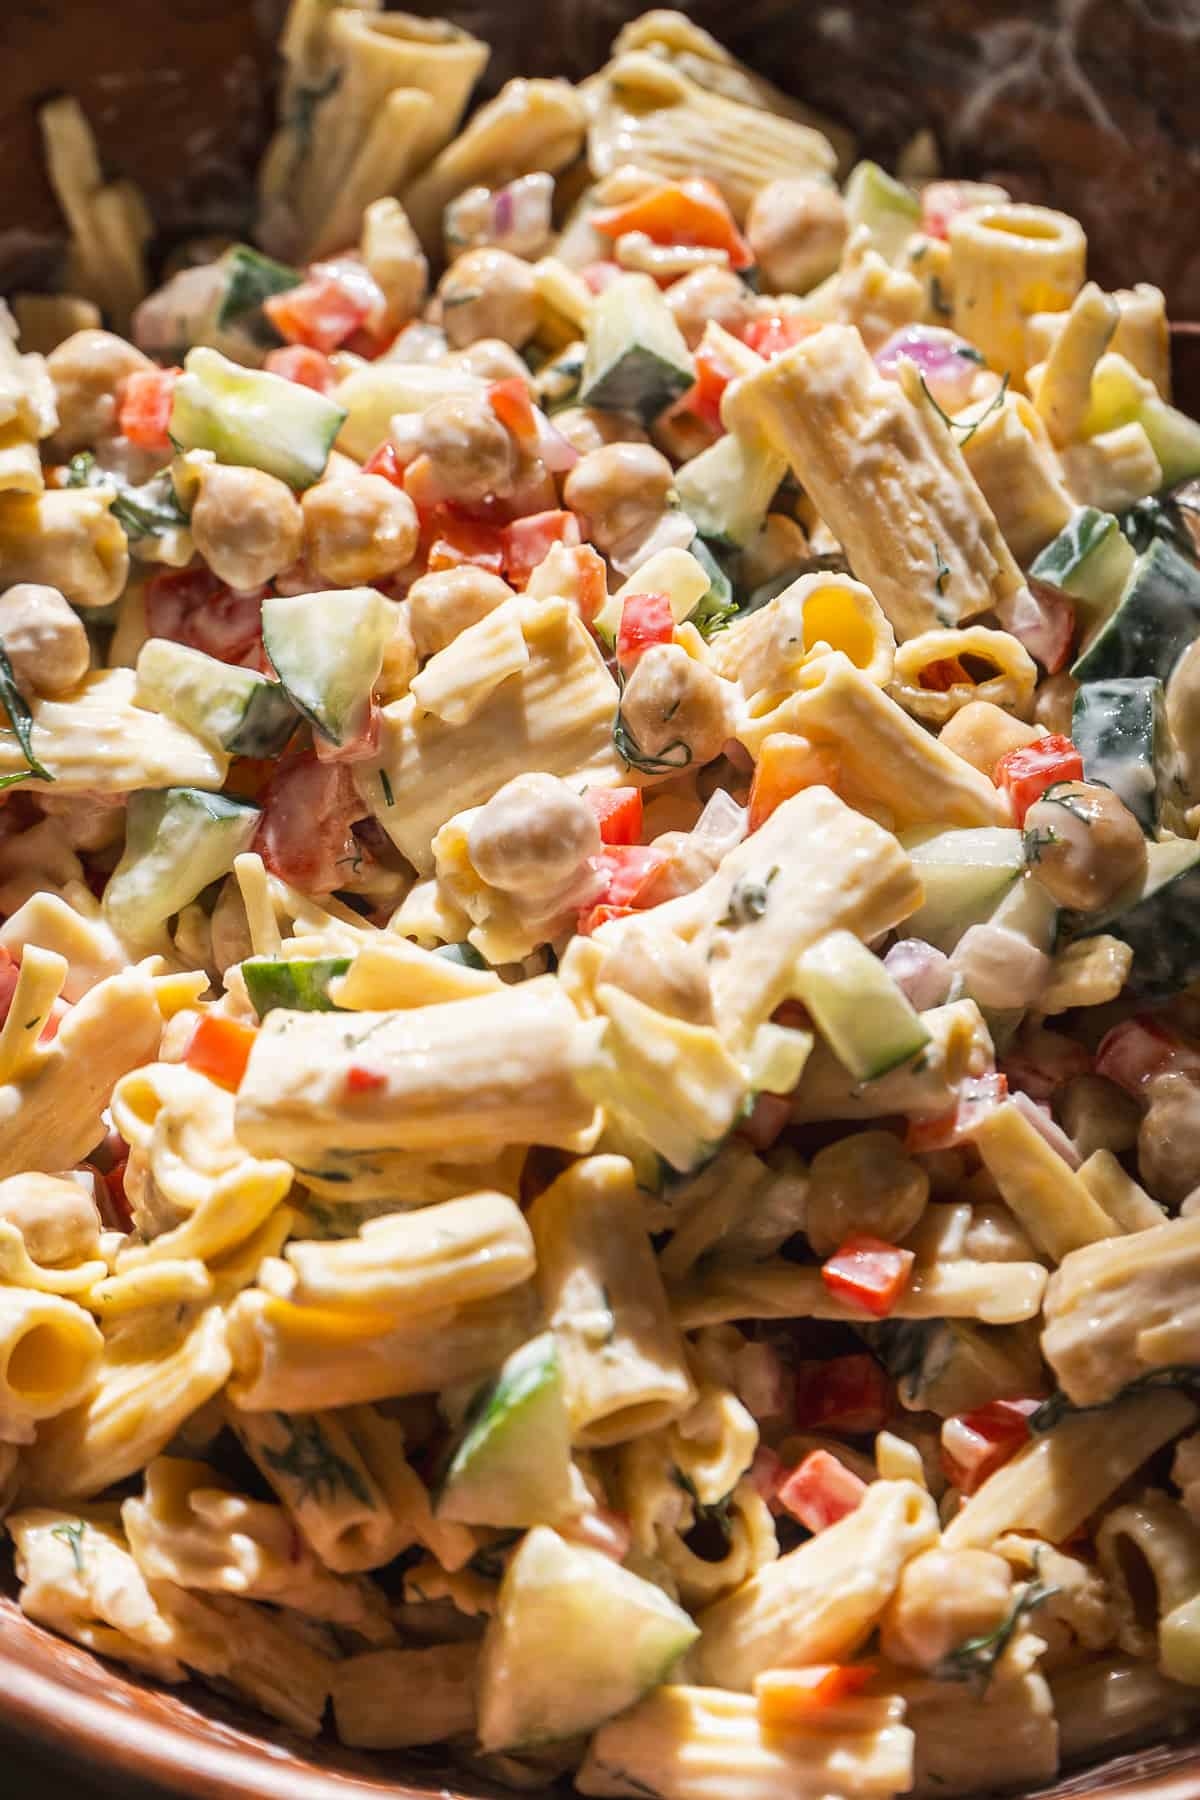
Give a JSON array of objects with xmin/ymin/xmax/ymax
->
[
  {"xmin": 793, "ymin": 928, "xmax": 931, "ymax": 1081},
  {"xmin": 580, "ymin": 274, "xmax": 695, "ymax": 422},
  {"xmin": 1030, "ymin": 507, "xmax": 1134, "ymax": 639},
  {"xmin": 844, "ymin": 160, "xmax": 921, "ymax": 264},
  {"xmin": 1065, "ymin": 834, "xmax": 1200, "ymax": 997},
  {"xmin": 261, "ymin": 588, "xmax": 393, "ymax": 746},
  {"xmin": 899, "ymin": 826, "xmax": 1025, "ymax": 952},
  {"xmin": 1072, "ymin": 676, "xmax": 1178, "ymax": 834},
  {"xmin": 437, "ymin": 1333, "xmax": 577, "ymax": 1528},
  {"xmin": 135, "ymin": 638, "xmax": 297, "ymax": 759},
  {"xmin": 242, "ymin": 957, "xmax": 351, "ymax": 1018},
  {"xmin": 103, "ymin": 788, "xmax": 259, "ymax": 952},
  {"xmin": 214, "ymin": 245, "xmax": 303, "ymax": 344},
  {"xmin": 673, "ymin": 429, "xmax": 787, "ymax": 551},
  {"xmin": 433, "ymin": 941, "xmax": 489, "ymax": 970},
  {"xmin": 986, "ymin": 868, "xmax": 1059, "ymax": 956},
  {"xmin": 477, "ymin": 1526, "xmax": 699, "ymax": 1750},
  {"xmin": 1070, "ymin": 536, "xmax": 1200, "ymax": 686},
  {"xmin": 170, "ymin": 346, "xmax": 345, "ymax": 490}
]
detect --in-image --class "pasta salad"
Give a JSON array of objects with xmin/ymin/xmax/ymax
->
[{"xmin": 3, "ymin": 3, "xmax": 1200, "ymax": 1794}]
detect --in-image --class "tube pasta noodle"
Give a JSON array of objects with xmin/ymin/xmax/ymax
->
[
  {"xmin": 891, "ymin": 1667, "xmax": 1057, "ymax": 1797},
  {"xmin": 528, "ymin": 1155, "xmax": 695, "ymax": 1445},
  {"xmin": 1032, "ymin": 281, "xmax": 1119, "ymax": 446},
  {"xmin": 38, "ymin": 97, "xmax": 150, "ymax": 331},
  {"xmin": 711, "ymin": 572, "xmax": 896, "ymax": 693},
  {"xmin": 0, "ymin": 668, "xmax": 224, "ymax": 790},
  {"xmin": 333, "ymin": 1641, "xmax": 478, "ymax": 1748},
  {"xmin": 1077, "ymin": 1150, "xmax": 1166, "ymax": 1236},
  {"xmin": 959, "ymin": 395, "xmax": 1074, "ymax": 564},
  {"xmin": 947, "ymin": 203, "xmax": 1086, "ymax": 384},
  {"xmin": 1096, "ymin": 1493, "xmax": 1200, "ymax": 1679},
  {"xmin": 0, "ymin": 1287, "xmax": 103, "ymax": 1445},
  {"xmin": 890, "ymin": 626, "xmax": 1036, "ymax": 727},
  {"xmin": 969, "ymin": 1099, "xmax": 1115, "ymax": 1263},
  {"xmin": 672, "ymin": 1253, "xmax": 1046, "ymax": 1332}
]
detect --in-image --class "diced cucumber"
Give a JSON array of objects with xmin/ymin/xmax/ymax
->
[
  {"xmin": 433, "ymin": 941, "xmax": 489, "ymax": 970},
  {"xmin": 687, "ymin": 537, "xmax": 736, "ymax": 636},
  {"xmin": 214, "ymin": 245, "xmax": 302, "ymax": 344},
  {"xmin": 1072, "ymin": 677, "xmax": 1175, "ymax": 834},
  {"xmin": 1066, "ymin": 834, "xmax": 1200, "ymax": 997},
  {"xmin": 437, "ymin": 1333, "xmax": 576, "ymax": 1529},
  {"xmin": 793, "ymin": 928, "xmax": 931, "ymax": 1081},
  {"xmin": 242, "ymin": 956, "xmax": 350, "ymax": 1018},
  {"xmin": 135, "ymin": 639, "xmax": 297, "ymax": 759},
  {"xmin": 844, "ymin": 160, "xmax": 921, "ymax": 265},
  {"xmin": 899, "ymin": 826, "xmax": 1025, "ymax": 952},
  {"xmin": 477, "ymin": 1526, "xmax": 699, "ymax": 1750},
  {"xmin": 333, "ymin": 362, "xmax": 482, "ymax": 461},
  {"xmin": 987, "ymin": 868, "xmax": 1059, "ymax": 955},
  {"xmin": 1141, "ymin": 398, "xmax": 1200, "ymax": 489},
  {"xmin": 673, "ymin": 429, "xmax": 787, "ymax": 551},
  {"xmin": 580, "ymin": 274, "xmax": 695, "ymax": 423},
  {"xmin": 592, "ymin": 547, "xmax": 711, "ymax": 647},
  {"xmin": 867, "ymin": 1318, "xmax": 1045, "ymax": 1418},
  {"xmin": 1029, "ymin": 507, "xmax": 1134, "ymax": 637},
  {"xmin": 170, "ymin": 347, "xmax": 345, "ymax": 490},
  {"xmin": 261, "ymin": 588, "xmax": 393, "ymax": 746},
  {"xmin": 104, "ymin": 788, "xmax": 259, "ymax": 952},
  {"xmin": 1071, "ymin": 536, "xmax": 1200, "ymax": 685}
]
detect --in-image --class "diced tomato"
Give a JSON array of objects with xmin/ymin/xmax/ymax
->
[
  {"xmin": 263, "ymin": 345, "xmax": 337, "ymax": 393},
  {"xmin": 1000, "ymin": 579, "xmax": 1076, "ymax": 674},
  {"xmin": 341, "ymin": 322, "xmax": 396, "ymax": 361},
  {"xmin": 402, "ymin": 453, "xmax": 446, "ymax": 520},
  {"xmin": 920, "ymin": 657, "xmax": 971, "ymax": 693},
  {"xmin": 616, "ymin": 591, "xmax": 674, "ymax": 672},
  {"xmin": 502, "ymin": 510, "xmax": 581, "ymax": 589},
  {"xmin": 118, "ymin": 367, "xmax": 179, "ymax": 451},
  {"xmin": 488, "ymin": 376, "xmax": 539, "ymax": 445},
  {"xmin": 100, "ymin": 1154, "xmax": 132, "ymax": 1232},
  {"xmin": 185, "ymin": 1013, "xmax": 258, "ymax": 1091},
  {"xmin": 577, "ymin": 902, "xmax": 637, "ymax": 936},
  {"xmin": 264, "ymin": 272, "xmax": 369, "ymax": 353},
  {"xmin": 777, "ymin": 1450, "xmax": 868, "ymax": 1533},
  {"xmin": 749, "ymin": 733, "xmax": 840, "ymax": 831},
  {"xmin": 363, "ymin": 441, "xmax": 407, "ymax": 488},
  {"xmin": 1095, "ymin": 1015, "xmax": 1200, "ymax": 1093},
  {"xmin": 755, "ymin": 1664, "xmax": 874, "ymax": 1727},
  {"xmin": 749, "ymin": 1445, "xmax": 785, "ymax": 1503},
  {"xmin": 1002, "ymin": 1026, "xmax": 1091, "ymax": 1102},
  {"xmin": 346, "ymin": 1064, "xmax": 387, "ymax": 1093},
  {"xmin": 313, "ymin": 698, "xmax": 381, "ymax": 766},
  {"xmin": 225, "ymin": 756, "xmax": 279, "ymax": 801},
  {"xmin": 821, "ymin": 1235, "xmax": 914, "ymax": 1318},
  {"xmin": 994, "ymin": 733, "xmax": 1083, "ymax": 824},
  {"xmin": 794, "ymin": 1353, "xmax": 890, "ymax": 1435},
  {"xmin": 904, "ymin": 1070, "xmax": 1009, "ymax": 1153},
  {"xmin": 590, "ymin": 844, "xmax": 669, "ymax": 911},
  {"xmin": 941, "ymin": 1398, "xmax": 1040, "ymax": 1495},
  {"xmin": 585, "ymin": 786, "xmax": 643, "ymax": 845},
  {"xmin": 921, "ymin": 180, "xmax": 1002, "ymax": 242},
  {"xmin": 427, "ymin": 506, "xmax": 506, "ymax": 576},
  {"xmin": 679, "ymin": 342, "xmax": 739, "ymax": 433},
  {"xmin": 580, "ymin": 260, "xmax": 622, "ymax": 295},
  {"xmin": 591, "ymin": 178, "xmax": 754, "ymax": 271},
  {"xmin": 549, "ymin": 543, "xmax": 608, "ymax": 626},
  {"xmin": 737, "ymin": 1092, "xmax": 792, "ymax": 1150},
  {"xmin": 741, "ymin": 315, "xmax": 820, "ymax": 359},
  {"xmin": 253, "ymin": 753, "xmax": 363, "ymax": 893},
  {"xmin": 144, "ymin": 567, "xmax": 267, "ymax": 666}
]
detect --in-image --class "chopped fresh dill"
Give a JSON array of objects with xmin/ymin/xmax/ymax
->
[{"xmin": 262, "ymin": 1413, "xmax": 372, "ymax": 1506}]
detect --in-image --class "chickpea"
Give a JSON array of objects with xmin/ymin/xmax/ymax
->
[
  {"xmin": 1033, "ymin": 669, "xmax": 1078, "ymax": 737},
  {"xmin": 551, "ymin": 406, "xmax": 648, "ymax": 457},
  {"xmin": 1168, "ymin": 638, "xmax": 1200, "ymax": 793},
  {"xmin": 804, "ymin": 1130, "xmax": 930, "ymax": 1255},
  {"xmin": 190, "ymin": 465, "xmax": 303, "ymax": 590},
  {"xmin": 1058, "ymin": 1073, "xmax": 1141, "ymax": 1160},
  {"xmin": 302, "ymin": 472, "xmax": 419, "ymax": 587},
  {"xmin": 0, "ymin": 1172, "xmax": 100, "ymax": 1268},
  {"xmin": 445, "ymin": 338, "xmax": 532, "ymax": 385},
  {"xmin": 468, "ymin": 773, "xmax": 600, "ymax": 900},
  {"xmin": 0, "ymin": 584, "xmax": 89, "ymax": 696},
  {"xmin": 600, "ymin": 922, "xmax": 714, "ymax": 1025},
  {"xmin": 46, "ymin": 329, "xmax": 153, "ymax": 453},
  {"xmin": 378, "ymin": 600, "xmax": 418, "ymax": 701},
  {"xmin": 564, "ymin": 443, "xmax": 676, "ymax": 557},
  {"xmin": 407, "ymin": 567, "xmax": 513, "ymax": 660},
  {"xmin": 1139, "ymin": 1071, "xmax": 1200, "ymax": 1208},
  {"xmin": 664, "ymin": 267, "xmax": 758, "ymax": 349},
  {"xmin": 619, "ymin": 645, "xmax": 737, "ymax": 772},
  {"xmin": 746, "ymin": 179, "xmax": 848, "ymax": 295},
  {"xmin": 938, "ymin": 701, "xmax": 1041, "ymax": 776},
  {"xmin": 418, "ymin": 394, "xmax": 519, "ymax": 505},
  {"xmin": 879, "ymin": 1547, "xmax": 1013, "ymax": 1671},
  {"xmin": 1023, "ymin": 780, "xmax": 1147, "ymax": 911},
  {"xmin": 437, "ymin": 248, "xmax": 539, "ymax": 350}
]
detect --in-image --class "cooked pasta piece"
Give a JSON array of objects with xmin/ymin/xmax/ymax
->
[
  {"xmin": 947, "ymin": 202, "xmax": 1086, "ymax": 383},
  {"xmin": 970, "ymin": 1100, "xmax": 1115, "ymax": 1263},
  {"xmin": 671, "ymin": 1254, "xmax": 1046, "ymax": 1332},
  {"xmin": 333, "ymin": 1641, "xmax": 479, "ymax": 1747},
  {"xmin": 890, "ymin": 626, "xmax": 1036, "ymax": 727},
  {"xmin": 891, "ymin": 1665, "xmax": 1057, "ymax": 1797},
  {"xmin": 1042, "ymin": 1217, "xmax": 1200, "ymax": 1404},
  {"xmin": 959, "ymin": 395, "xmax": 1074, "ymax": 563},
  {"xmin": 1096, "ymin": 1492, "xmax": 1200, "ymax": 1681}
]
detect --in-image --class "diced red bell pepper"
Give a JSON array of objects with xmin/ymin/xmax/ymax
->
[
  {"xmin": 941, "ymin": 1398, "xmax": 1041, "ymax": 1495},
  {"xmin": 580, "ymin": 260, "xmax": 623, "ymax": 295},
  {"xmin": 363, "ymin": 441, "xmax": 407, "ymax": 488},
  {"xmin": 904, "ymin": 1070, "xmax": 1009, "ymax": 1153},
  {"xmin": 920, "ymin": 181, "xmax": 1000, "ymax": 242},
  {"xmin": 740, "ymin": 315, "xmax": 820, "ymax": 359},
  {"xmin": 585, "ymin": 786, "xmax": 643, "ymax": 846},
  {"xmin": 346, "ymin": 1064, "xmax": 387, "ymax": 1094},
  {"xmin": 263, "ymin": 345, "xmax": 337, "ymax": 394},
  {"xmin": 616, "ymin": 591, "xmax": 674, "ymax": 673},
  {"xmin": 679, "ymin": 342, "xmax": 739, "ymax": 433},
  {"xmin": 264, "ymin": 272, "xmax": 369, "ymax": 353},
  {"xmin": 821, "ymin": 1235, "xmax": 915, "ymax": 1318},
  {"xmin": 591, "ymin": 178, "xmax": 754, "ymax": 271},
  {"xmin": 577, "ymin": 902, "xmax": 637, "ymax": 936},
  {"xmin": 145, "ymin": 567, "xmax": 267, "ymax": 666},
  {"xmin": 919, "ymin": 657, "xmax": 971, "ymax": 693},
  {"xmin": 1095, "ymin": 1016, "xmax": 1200, "ymax": 1093},
  {"xmin": 755, "ymin": 1663, "xmax": 874, "ymax": 1726},
  {"xmin": 427, "ymin": 506, "xmax": 506, "ymax": 577},
  {"xmin": 185, "ymin": 1014, "xmax": 258, "ymax": 1091},
  {"xmin": 118, "ymin": 367, "xmax": 179, "ymax": 451},
  {"xmin": 488, "ymin": 376, "xmax": 538, "ymax": 445},
  {"xmin": 748, "ymin": 734, "xmax": 840, "ymax": 831},
  {"xmin": 777, "ymin": 1450, "xmax": 868, "ymax": 1533},
  {"xmin": 993, "ymin": 733, "xmax": 1083, "ymax": 824},
  {"xmin": 502, "ymin": 510, "xmax": 581, "ymax": 589},
  {"xmin": 794, "ymin": 1353, "xmax": 890, "ymax": 1435},
  {"xmin": 402, "ymin": 453, "xmax": 446, "ymax": 520},
  {"xmin": 100, "ymin": 1154, "xmax": 132, "ymax": 1232}
]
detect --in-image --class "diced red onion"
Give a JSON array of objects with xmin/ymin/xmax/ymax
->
[
  {"xmin": 532, "ymin": 405, "xmax": 580, "ymax": 472},
  {"xmin": 995, "ymin": 580, "xmax": 1075, "ymax": 674},
  {"xmin": 884, "ymin": 938, "xmax": 953, "ymax": 1011},
  {"xmin": 1009, "ymin": 1089, "xmax": 1082, "ymax": 1169},
  {"xmin": 874, "ymin": 326, "xmax": 981, "ymax": 413}
]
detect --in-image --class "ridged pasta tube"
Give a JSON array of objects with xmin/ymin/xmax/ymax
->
[
  {"xmin": 1032, "ymin": 281, "xmax": 1119, "ymax": 446},
  {"xmin": 409, "ymin": 599, "xmax": 530, "ymax": 726},
  {"xmin": 671, "ymin": 1255, "xmax": 1046, "ymax": 1332},
  {"xmin": 724, "ymin": 324, "xmax": 1028, "ymax": 640},
  {"xmin": 695, "ymin": 1477, "xmax": 938, "ymax": 1688},
  {"xmin": 332, "ymin": 1641, "xmax": 478, "ymax": 1748},
  {"xmin": 970, "ymin": 1099, "xmax": 1115, "ymax": 1264},
  {"xmin": 1096, "ymin": 1493, "xmax": 1200, "ymax": 1674},
  {"xmin": 960, "ymin": 394, "xmax": 1074, "ymax": 563},
  {"xmin": 892, "ymin": 1666, "xmax": 1057, "ymax": 1797},
  {"xmin": 305, "ymin": 89, "xmax": 435, "ymax": 262},
  {"xmin": 0, "ymin": 1287, "xmax": 102, "ymax": 1445},
  {"xmin": 0, "ymin": 488, "xmax": 127, "ymax": 609},
  {"xmin": 0, "ymin": 668, "xmax": 225, "ymax": 793},
  {"xmin": 948, "ymin": 203, "xmax": 1086, "ymax": 384},
  {"xmin": 529, "ymin": 1155, "xmax": 696, "ymax": 1446},
  {"xmin": 890, "ymin": 626, "xmax": 1036, "ymax": 726},
  {"xmin": 711, "ymin": 571, "xmax": 895, "ymax": 694}
]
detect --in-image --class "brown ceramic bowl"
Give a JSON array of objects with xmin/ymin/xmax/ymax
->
[{"xmin": 5, "ymin": 3, "xmax": 1200, "ymax": 1795}]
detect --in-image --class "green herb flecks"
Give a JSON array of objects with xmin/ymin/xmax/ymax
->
[
  {"xmin": 1030, "ymin": 1364, "xmax": 1200, "ymax": 1434},
  {"xmin": 378, "ymin": 769, "xmax": 395, "ymax": 808},
  {"xmin": 673, "ymin": 1467, "xmax": 735, "ymax": 1546},
  {"xmin": 718, "ymin": 866, "xmax": 779, "ymax": 930},
  {"xmin": 613, "ymin": 706, "xmax": 694, "ymax": 775},
  {"xmin": 935, "ymin": 1556, "xmax": 1058, "ymax": 1695},
  {"xmin": 918, "ymin": 371, "xmax": 1010, "ymax": 447},
  {"xmin": 0, "ymin": 643, "xmax": 53, "ymax": 783},
  {"xmin": 51, "ymin": 1519, "xmax": 87, "ymax": 1575},
  {"xmin": 66, "ymin": 452, "xmax": 188, "ymax": 540},
  {"xmin": 1038, "ymin": 781, "xmax": 1092, "ymax": 826},
  {"xmin": 957, "ymin": 345, "xmax": 987, "ymax": 367},
  {"xmin": 1023, "ymin": 825, "xmax": 1060, "ymax": 864},
  {"xmin": 932, "ymin": 540, "xmax": 950, "ymax": 596},
  {"xmin": 262, "ymin": 1413, "xmax": 372, "ymax": 1506},
  {"xmin": 929, "ymin": 274, "xmax": 952, "ymax": 319}
]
